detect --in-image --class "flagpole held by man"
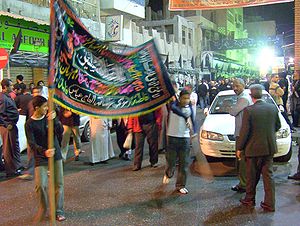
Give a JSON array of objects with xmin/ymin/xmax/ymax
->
[{"xmin": 48, "ymin": 0, "xmax": 175, "ymax": 224}]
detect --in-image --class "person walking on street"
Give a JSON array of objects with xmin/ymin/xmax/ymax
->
[
  {"xmin": 197, "ymin": 79, "xmax": 209, "ymax": 109},
  {"xmin": 15, "ymin": 86, "xmax": 33, "ymax": 120},
  {"xmin": 89, "ymin": 117, "xmax": 115, "ymax": 165},
  {"xmin": 229, "ymin": 78, "xmax": 252, "ymax": 193},
  {"xmin": 25, "ymin": 96, "xmax": 65, "ymax": 222},
  {"xmin": 269, "ymin": 73, "xmax": 294, "ymax": 132},
  {"xmin": 59, "ymin": 107, "xmax": 82, "ymax": 161},
  {"xmin": 115, "ymin": 118, "xmax": 132, "ymax": 161},
  {"xmin": 288, "ymin": 146, "xmax": 300, "ymax": 180},
  {"xmin": 163, "ymin": 88, "xmax": 196, "ymax": 194},
  {"xmin": 288, "ymin": 71, "xmax": 300, "ymax": 181},
  {"xmin": 237, "ymin": 84, "xmax": 281, "ymax": 212},
  {"xmin": 278, "ymin": 72, "xmax": 289, "ymax": 111},
  {"xmin": 290, "ymin": 79, "xmax": 300, "ymax": 128},
  {"xmin": 0, "ymin": 79, "xmax": 23, "ymax": 178},
  {"xmin": 127, "ymin": 109, "xmax": 162, "ymax": 171}
]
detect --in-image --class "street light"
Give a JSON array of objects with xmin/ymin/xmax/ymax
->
[{"xmin": 256, "ymin": 47, "xmax": 275, "ymax": 76}]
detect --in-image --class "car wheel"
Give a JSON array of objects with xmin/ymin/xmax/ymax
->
[
  {"xmin": 81, "ymin": 122, "xmax": 90, "ymax": 142},
  {"xmin": 274, "ymin": 146, "xmax": 292, "ymax": 163}
]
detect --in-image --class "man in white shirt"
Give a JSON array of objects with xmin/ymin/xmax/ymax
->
[{"xmin": 163, "ymin": 88, "xmax": 196, "ymax": 194}]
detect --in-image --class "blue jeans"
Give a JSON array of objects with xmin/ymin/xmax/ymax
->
[
  {"xmin": 165, "ymin": 136, "xmax": 190, "ymax": 189},
  {"xmin": 34, "ymin": 160, "xmax": 64, "ymax": 219}
]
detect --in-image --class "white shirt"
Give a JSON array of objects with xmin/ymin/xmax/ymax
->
[
  {"xmin": 190, "ymin": 91, "xmax": 198, "ymax": 120},
  {"xmin": 167, "ymin": 106, "xmax": 191, "ymax": 138}
]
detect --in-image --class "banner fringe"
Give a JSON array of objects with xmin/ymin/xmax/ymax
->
[{"xmin": 54, "ymin": 98, "xmax": 173, "ymax": 119}]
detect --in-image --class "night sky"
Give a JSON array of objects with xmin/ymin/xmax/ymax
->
[{"xmin": 244, "ymin": 2, "xmax": 295, "ymax": 34}]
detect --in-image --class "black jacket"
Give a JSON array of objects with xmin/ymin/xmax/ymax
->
[
  {"xmin": 237, "ymin": 100, "xmax": 281, "ymax": 157},
  {"xmin": 0, "ymin": 92, "xmax": 19, "ymax": 127},
  {"xmin": 15, "ymin": 93, "xmax": 33, "ymax": 119},
  {"xmin": 25, "ymin": 116, "xmax": 63, "ymax": 167}
]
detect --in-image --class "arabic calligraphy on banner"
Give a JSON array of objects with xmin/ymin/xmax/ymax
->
[
  {"xmin": 49, "ymin": 0, "xmax": 175, "ymax": 118},
  {"xmin": 169, "ymin": 0, "xmax": 294, "ymax": 10}
]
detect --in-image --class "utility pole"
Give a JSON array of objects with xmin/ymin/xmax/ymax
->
[{"xmin": 295, "ymin": 0, "xmax": 299, "ymax": 79}]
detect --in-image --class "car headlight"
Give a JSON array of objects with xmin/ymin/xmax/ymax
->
[
  {"xmin": 201, "ymin": 130, "xmax": 224, "ymax": 141},
  {"xmin": 276, "ymin": 128, "xmax": 290, "ymax": 139}
]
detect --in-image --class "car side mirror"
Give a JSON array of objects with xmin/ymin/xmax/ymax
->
[{"xmin": 204, "ymin": 108, "xmax": 209, "ymax": 116}]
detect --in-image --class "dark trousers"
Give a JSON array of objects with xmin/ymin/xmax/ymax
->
[
  {"xmin": 245, "ymin": 155, "xmax": 275, "ymax": 209},
  {"xmin": 165, "ymin": 136, "xmax": 190, "ymax": 189},
  {"xmin": 26, "ymin": 146, "xmax": 35, "ymax": 175},
  {"xmin": 236, "ymin": 137, "xmax": 246, "ymax": 188},
  {"xmin": 133, "ymin": 122, "xmax": 158, "ymax": 168},
  {"xmin": 116, "ymin": 125, "xmax": 129, "ymax": 156},
  {"xmin": 0, "ymin": 125, "xmax": 22, "ymax": 175},
  {"xmin": 292, "ymin": 110, "xmax": 299, "ymax": 127}
]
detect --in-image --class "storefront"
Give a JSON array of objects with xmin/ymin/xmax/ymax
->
[{"xmin": 0, "ymin": 12, "xmax": 49, "ymax": 85}]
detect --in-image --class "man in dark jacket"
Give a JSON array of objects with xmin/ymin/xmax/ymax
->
[
  {"xmin": 25, "ymin": 96, "xmax": 65, "ymax": 222},
  {"xmin": 237, "ymin": 84, "xmax": 281, "ymax": 212},
  {"xmin": 197, "ymin": 79, "xmax": 209, "ymax": 109},
  {"xmin": 15, "ymin": 86, "xmax": 33, "ymax": 120},
  {"xmin": 0, "ymin": 79, "xmax": 23, "ymax": 177}
]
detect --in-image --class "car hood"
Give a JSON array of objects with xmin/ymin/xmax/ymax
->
[
  {"xmin": 201, "ymin": 114, "xmax": 235, "ymax": 135},
  {"xmin": 201, "ymin": 112, "xmax": 289, "ymax": 135}
]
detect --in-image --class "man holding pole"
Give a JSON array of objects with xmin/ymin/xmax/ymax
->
[{"xmin": 25, "ymin": 96, "xmax": 65, "ymax": 222}]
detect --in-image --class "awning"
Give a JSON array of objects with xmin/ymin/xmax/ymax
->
[
  {"xmin": 9, "ymin": 51, "xmax": 48, "ymax": 68},
  {"xmin": 0, "ymin": 11, "xmax": 49, "ymax": 25}
]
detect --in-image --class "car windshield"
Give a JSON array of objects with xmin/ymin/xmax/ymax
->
[{"xmin": 210, "ymin": 93, "xmax": 276, "ymax": 114}]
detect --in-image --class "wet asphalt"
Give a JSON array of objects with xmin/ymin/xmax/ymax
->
[{"xmin": 0, "ymin": 110, "xmax": 300, "ymax": 226}]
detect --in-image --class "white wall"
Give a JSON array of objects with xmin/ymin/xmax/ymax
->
[{"xmin": 2, "ymin": 0, "xmax": 199, "ymax": 69}]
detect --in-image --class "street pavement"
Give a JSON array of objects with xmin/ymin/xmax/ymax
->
[{"xmin": 0, "ymin": 110, "xmax": 300, "ymax": 225}]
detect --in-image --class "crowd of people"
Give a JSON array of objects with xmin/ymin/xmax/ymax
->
[{"xmin": 1, "ymin": 71, "xmax": 300, "ymax": 223}]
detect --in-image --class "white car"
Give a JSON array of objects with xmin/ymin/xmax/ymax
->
[
  {"xmin": 199, "ymin": 89, "xmax": 292, "ymax": 162},
  {"xmin": 79, "ymin": 115, "xmax": 90, "ymax": 142}
]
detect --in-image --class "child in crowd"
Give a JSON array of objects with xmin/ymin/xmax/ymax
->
[
  {"xmin": 163, "ymin": 88, "xmax": 196, "ymax": 194},
  {"xmin": 25, "ymin": 96, "xmax": 65, "ymax": 222}
]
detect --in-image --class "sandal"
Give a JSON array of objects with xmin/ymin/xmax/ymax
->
[
  {"xmin": 56, "ymin": 215, "xmax": 66, "ymax": 222},
  {"xmin": 178, "ymin": 188, "xmax": 189, "ymax": 194},
  {"xmin": 162, "ymin": 175, "xmax": 170, "ymax": 184}
]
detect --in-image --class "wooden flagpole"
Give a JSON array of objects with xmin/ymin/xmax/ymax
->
[
  {"xmin": 48, "ymin": 0, "xmax": 56, "ymax": 225},
  {"xmin": 47, "ymin": 88, "xmax": 56, "ymax": 226}
]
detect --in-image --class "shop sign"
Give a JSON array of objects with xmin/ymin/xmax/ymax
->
[
  {"xmin": 105, "ymin": 15, "xmax": 123, "ymax": 42},
  {"xmin": 0, "ymin": 15, "xmax": 49, "ymax": 53}
]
